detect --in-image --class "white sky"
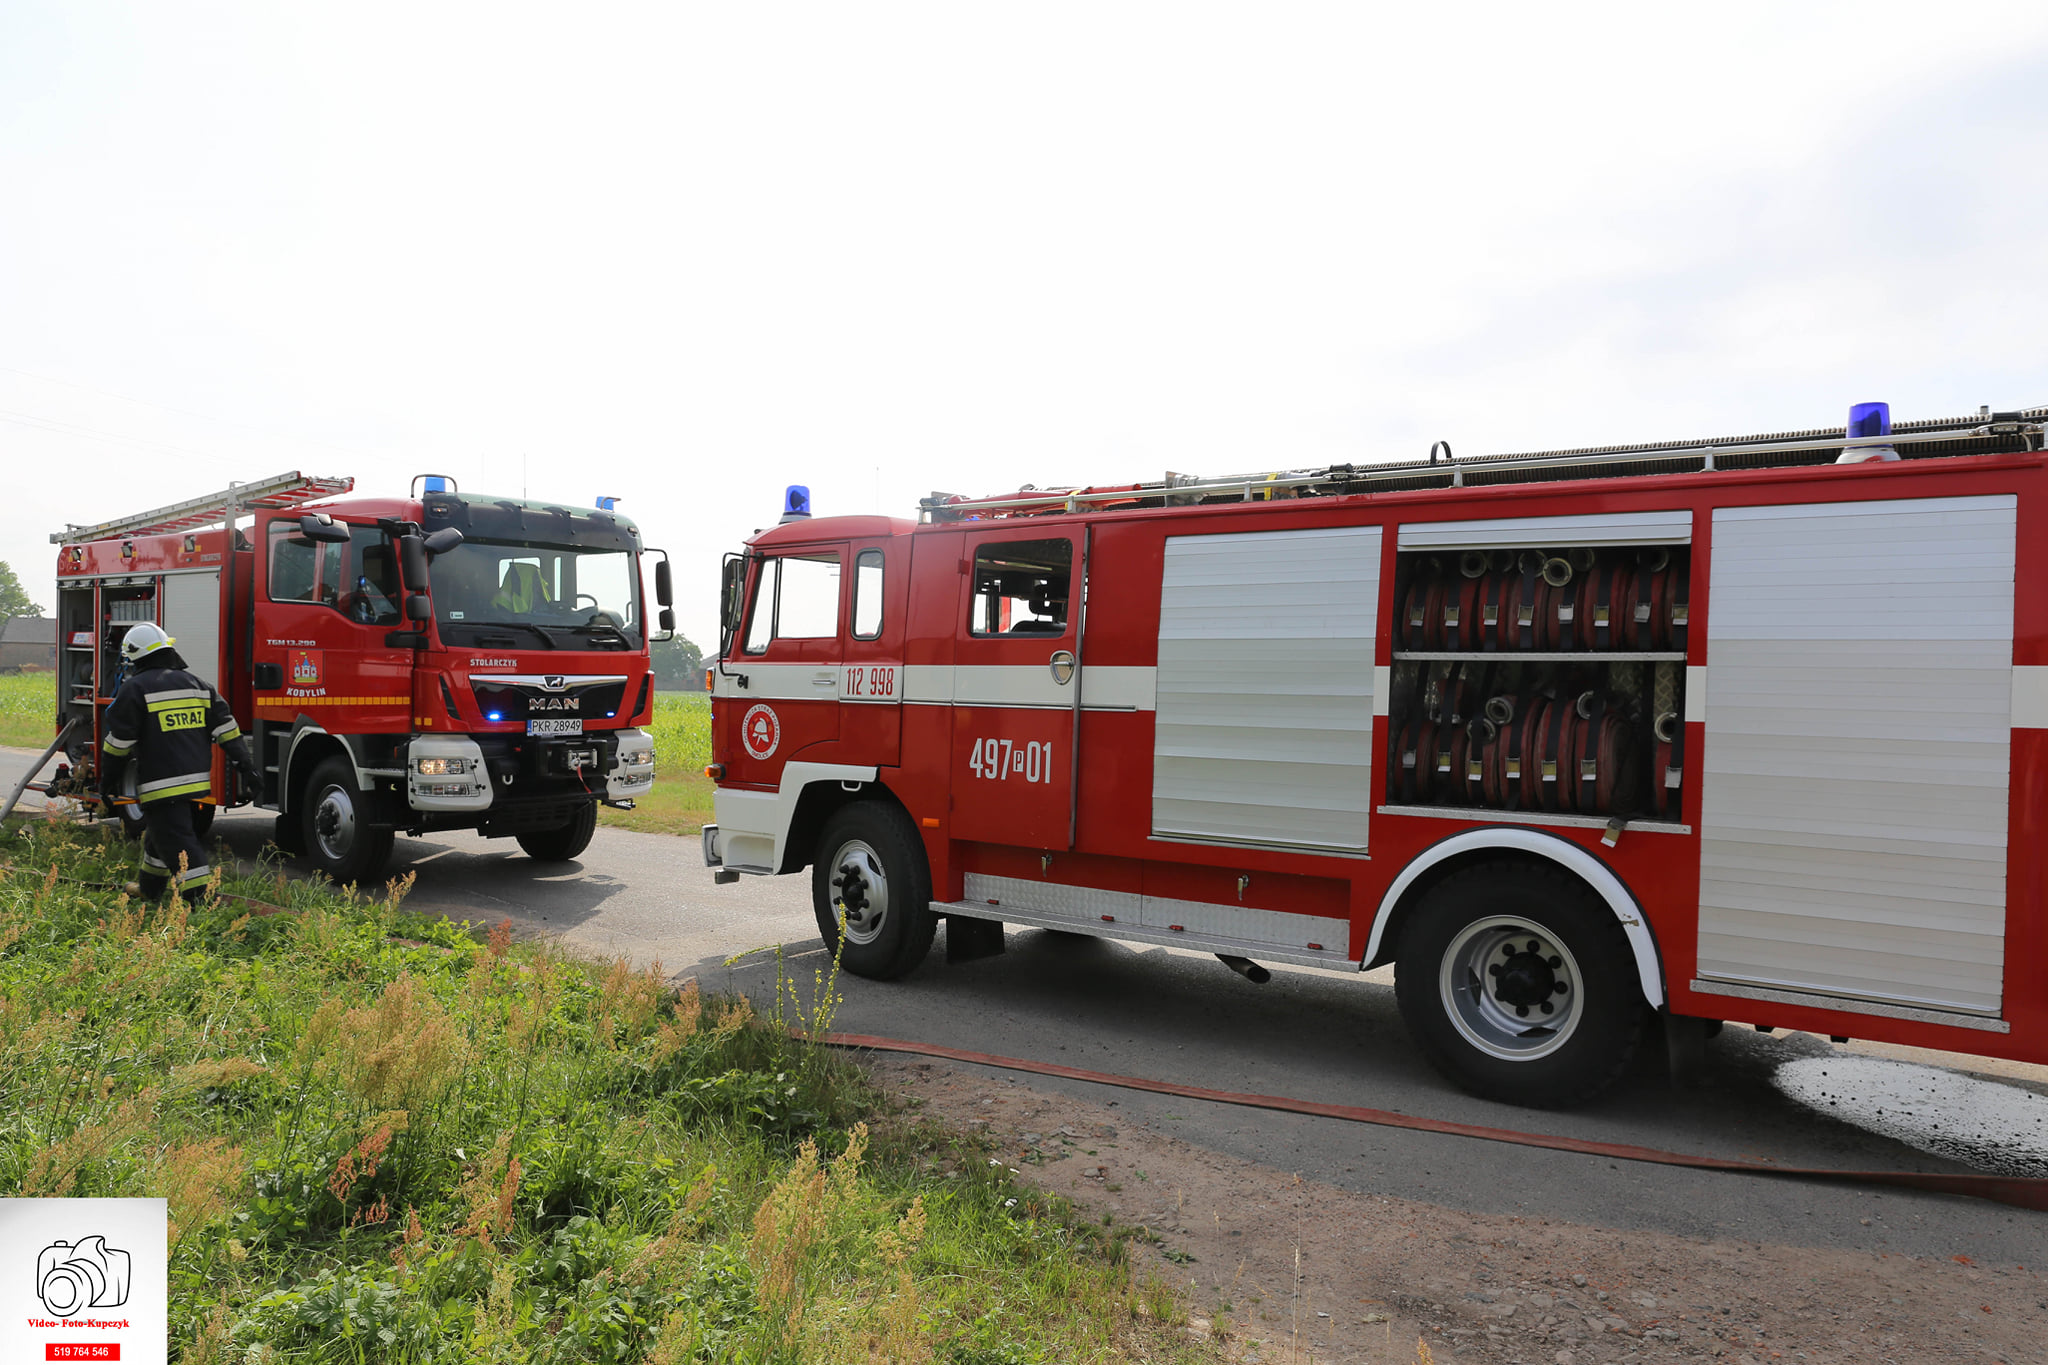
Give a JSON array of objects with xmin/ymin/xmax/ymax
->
[{"xmin": 4, "ymin": 2, "xmax": 2046, "ymax": 647}]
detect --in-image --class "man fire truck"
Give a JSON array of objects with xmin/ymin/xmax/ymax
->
[
  {"xmin": 702, "ymin": 403, "xmax": 2048, "ymax": 1108},
  {"xmin": 40, "ymin": 472, "xmax": 665, "ymax": 884}
]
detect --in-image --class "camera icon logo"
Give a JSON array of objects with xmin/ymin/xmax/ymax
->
[{"xmin": 36, "ymin": 1236, "xmax": 131, "ymax": 1316}]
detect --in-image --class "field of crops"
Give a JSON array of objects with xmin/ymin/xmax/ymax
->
[{"xmin": 0, "ymin": 671, "xmax": 55, "ymax": 749}]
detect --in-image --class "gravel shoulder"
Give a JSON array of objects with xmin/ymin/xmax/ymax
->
[{"xmin": 872, "ymin": 1055, "xmax": 2047, "ymax": 1365}]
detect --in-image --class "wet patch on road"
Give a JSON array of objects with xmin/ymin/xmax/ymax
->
[{"xmin": 1773, "ymin": 1055, "xmax": 2048, "ymax": 1177}]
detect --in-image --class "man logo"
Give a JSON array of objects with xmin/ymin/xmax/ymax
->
[
  {"xmin": 540, "ymin": 675, "xmax": 567, "ymax": 691},
  {"xmin": 37, "ymin": 1235, "xmax": 131, "ymax": 1315}
]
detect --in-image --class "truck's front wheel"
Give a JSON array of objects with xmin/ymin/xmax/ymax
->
[
  {"xmin": 517, "ymin": 803, "xmax": 598, "ymax": 862},
  {"xmin": 1394, "ymin": 859, "xmax": 1647, "ymax": 1108},
  {"xmin": 301, "ymin": 757, "xmax": 395, "ymax": 887},
  {"xmin": 812, "ymin": 802, "xmax": 936, "ymax": 980}
]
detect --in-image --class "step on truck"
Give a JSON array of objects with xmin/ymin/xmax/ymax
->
[
  {"xmin": 702, "ymin": 404, "xmax": 2048, "ymax": 1107},
  {"xmin": 42, "ymin": 472, "xmax": 667, "ymax": 883}
]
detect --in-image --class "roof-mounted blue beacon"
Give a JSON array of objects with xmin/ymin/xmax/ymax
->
[
  {"xmin": 595, "ymin": 496, "xmax": 619, "ymax": 511},
  {"xmin": 780, "ymin": 485, "xmax": 812, "ymax": 524},
  {"xmin": 1837, "ymin": 401, "xmax": 1900, "ymax": 464}
]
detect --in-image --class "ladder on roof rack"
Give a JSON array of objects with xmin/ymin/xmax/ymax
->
[
  {"xmin": 919, "ymin": 409, "xmax": 2047, "ymax": 521},
  {"xmin": 51, "ymin": 471, "xmax": 356, "ymax": 544}
]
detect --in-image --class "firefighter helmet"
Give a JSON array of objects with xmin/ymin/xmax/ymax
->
[{"xmin": 120, "ymin": 621, "xmax": 176, "ymax": 663}]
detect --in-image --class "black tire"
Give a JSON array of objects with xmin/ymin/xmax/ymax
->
[
  {"xmin": 811, "ymin": 801, "xmax": 936, "ymax": 981},
  {"xmin": 300, "ymin": 757, "xmax": 394, "ymax": 886},
  {"xmin": 516, "ymin": 803, "xmax": 598, "ymax": 862},
  {"xmin": 108, "ymin": 766, "xmax": 144, "ymax": 840},
  {"xmin": 273, "ymin": 811, "xmax": 306, "ymax": 856},
  {"xmin": 1394, "ymin": 859, "xmax": 1648, "ymax": 1108}
]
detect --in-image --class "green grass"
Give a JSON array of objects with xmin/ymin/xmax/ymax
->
[
  {"xmin": 0, "ymin": 671, "xmax": 57, "ymax": 750},
  {"xmin": 0, "ymin": 816, "xmax": 1214, "ymax": 1363}
]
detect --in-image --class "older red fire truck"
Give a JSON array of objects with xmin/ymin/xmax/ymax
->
[
  {"xmin": 704, "ymin": 406, "xmax": 2048, "ymax": 1106},
  {"xmin": 43, "ymin": 471, "xmax": 664, "ymax": 883}
]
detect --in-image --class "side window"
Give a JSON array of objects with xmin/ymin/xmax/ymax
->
[
  {"xmin": 969, "ymin": 539, "xmax": 1071, "ymax": 636},
  {"xmin": 740, "ymin": 551, "xmax": 844, "ymax": 653},
  {"xmin": 743, "ymin": 561, "xmax": 775, "ymax": 654},
  {"xmin": 267, "ymin": 522, "xmax": 341, "ymax": 606},
  {"xmin": 776, "ymin": 554, "xmax": 841, "ymax": 638},
  {"xmin": 344, "ymin": 526, "xmax": 403, "ymax": 626},
  {"xmin": 852, "ymin": 550, "xmax": 884, "ymax": 640}
]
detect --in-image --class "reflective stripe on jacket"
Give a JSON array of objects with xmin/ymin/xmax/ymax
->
[{"xmin": 102, "ymin": 667, "xmax": 244, "ymax": 803}]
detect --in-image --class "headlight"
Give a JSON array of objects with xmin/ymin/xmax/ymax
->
[{"xmin": 416, "ymin": 756, "xmax": 471, "ymax": 777}]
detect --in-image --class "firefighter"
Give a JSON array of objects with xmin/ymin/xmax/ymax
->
[{"xmin": 97, "ymin": 622, "xmax": 260, "ymax": 902}]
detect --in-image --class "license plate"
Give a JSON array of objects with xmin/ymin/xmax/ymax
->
[{"xmin": 527, "ymin": 718, "xmax": 584, "ymax": 736}]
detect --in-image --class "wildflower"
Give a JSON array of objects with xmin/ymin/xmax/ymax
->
[
  {"xmin": 988, "ymin": 1158, "xmax": 1000, "ymax": 1167},
  {"xmin": 1004, "ymin": 1198, "xmax": 1017, "ymax": 1208}
]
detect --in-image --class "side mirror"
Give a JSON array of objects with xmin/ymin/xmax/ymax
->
[
  {"xmin": 299, "ymin": 513, "xmax": 352, "ymax": 544},
  {"xmin": 422, "ymin": 527, "xmax": 464, "ymax": 556},
  {"xmin": 720, "ymin": 555, "xmax": 745, "ymax": 635},
  {"xmin": 405, "ymin": 595, "xmax": 433, "ymax": 623},
  {"xmin": 654, "ymin": 558, "xmax": 673, "ymax": 607},
  {"xmin": 659, "ymin": 608, "xmax": 676, "ymax": 635},
  {"xmin": 398, "ymin": 534, "xmax": 429, "ymax": 587}
]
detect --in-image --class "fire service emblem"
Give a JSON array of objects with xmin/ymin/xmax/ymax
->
[{"xmin": 742, "ymin": 704, "xmax": 780, "ymax": 760}]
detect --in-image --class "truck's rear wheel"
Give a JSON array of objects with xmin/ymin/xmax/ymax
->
[
  {"xmin": 812, "ymin": 802, "xmax": 935, "ymax": 980},
  {"xmin": 517, "ymin": 803, "xmax": 598, "ymax": 862},
  {"xmin": 1394, "ymin": 859, "xmax": 1647, "ymax": 1108},
  {"xmin": 301, "ymin": 757, "xmax": 394, "ymax": 887}
]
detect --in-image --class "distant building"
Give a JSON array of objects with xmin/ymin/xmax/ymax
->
[{"xmin": 0, "ymin": 616, "xmax": 55, "ymax": 673}]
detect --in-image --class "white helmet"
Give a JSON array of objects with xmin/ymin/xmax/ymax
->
[{"xmin": 120, "ymin": 621, "xmax": 176, "ymax": 664}]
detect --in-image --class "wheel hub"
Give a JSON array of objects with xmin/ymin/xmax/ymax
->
[
  {"xmin": 312, "ymin": 786, "xmax": 356, "ymax": 861},
  {"xmin": 830, "ymin": 840, "xmax": 890, "ymax": 945},
  {"xmin": 1440, "ymin": 917, "xmax": 1584, "ymax": 1061}
]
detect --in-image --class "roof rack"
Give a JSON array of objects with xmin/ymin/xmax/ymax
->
[
  {"xmin": 51, "ymin": 471, "xmax": 356, "ymax": 544},
  {"xmin": 920, "ymin": 408, "xmax": 2048, "ymax": 522}
]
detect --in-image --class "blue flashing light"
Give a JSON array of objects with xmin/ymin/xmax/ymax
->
[
  {"xmin": 424, "ymin": 475, "xmax": 452, "ymax": 494},
  {"xmin": 595, "ymin": 495, "xmax": 618, "ymax": 511},
  {"xmin": 780, "ymin": 485, "xmax": 812, "ymax": 524},
  {"xmin": 606, "ymin": 710, "xmax": 616, "ymax": 718},
  {"xmin": 487, "ymin": 711, "xmax": 503, "ymax": 722},
  {"xmin": 1848, "ymin": 401, "xmax": 1891, "ymax": 438}
]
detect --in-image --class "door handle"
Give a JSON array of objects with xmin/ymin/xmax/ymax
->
[
  {"xmin": 1049, "ymin": 650, "xmax": 1077, "ymax": 685},
  {"xmin": 813, "ymin": 675, "xmax": 836, "ymax": 688}
]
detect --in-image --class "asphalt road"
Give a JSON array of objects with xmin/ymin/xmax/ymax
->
[{"xmin": 5, "ymin": 746, "xmax": 2044, "ymax": 1265}]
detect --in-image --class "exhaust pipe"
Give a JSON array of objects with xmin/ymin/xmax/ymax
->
[{"xmin": 1217, "ymin": 954, "xmax": 1270, "ymax": 984}]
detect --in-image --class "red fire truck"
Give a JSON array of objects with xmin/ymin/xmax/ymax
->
[
  {"xmin": 703, "ymin": 406, "xmax": 2048, "ymax": 1106},
  {"xmin": 43, "ymin": 471, "xmax": 665, "ymax": 884}
]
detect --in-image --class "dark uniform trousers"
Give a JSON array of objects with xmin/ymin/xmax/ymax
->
[
  {"xmin": 137, "ymin": 799, "xmax": 211, "ymax": 901},
  {"xmin": 101, "ymin": 661, "xmax": 252, "ymax": 902}
]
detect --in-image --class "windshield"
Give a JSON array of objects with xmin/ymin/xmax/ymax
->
[{"xmin": 432, "ymin": 539, "xmax": 643, "ymax": 650}]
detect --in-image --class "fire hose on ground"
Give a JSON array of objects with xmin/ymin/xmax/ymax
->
[{"xmin": 810, "ymin": 1031, "xmax": 2048, "ymax": 1213}]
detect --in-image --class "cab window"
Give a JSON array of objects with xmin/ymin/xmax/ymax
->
[
  {"xmin": 266, "ymin": 521, "xmax": 402, "ymax": 626},
  {"xmin": 969, "ymin": 539, "xmax": 1071, "ymax": 636},
  {"xmin": 852, "ymin": 550, "xmax": 884, "ymax": 640},
  {"xmin": 268, "ymin": 522, "xmax": 342, "ymax": 607},
  {"xmin": 742, "ymin": 552, "xmax": 843, "ymax": 654}
]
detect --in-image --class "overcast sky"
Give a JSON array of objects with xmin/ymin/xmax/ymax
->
[{"xmin": 4, "ymin": 2, "xmax": 2046, "ymax": 647}]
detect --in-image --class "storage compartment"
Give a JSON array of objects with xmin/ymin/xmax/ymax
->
[{"xmin": 1385, "ymin": 541, "xmax": 1690, "ymax": 821}]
